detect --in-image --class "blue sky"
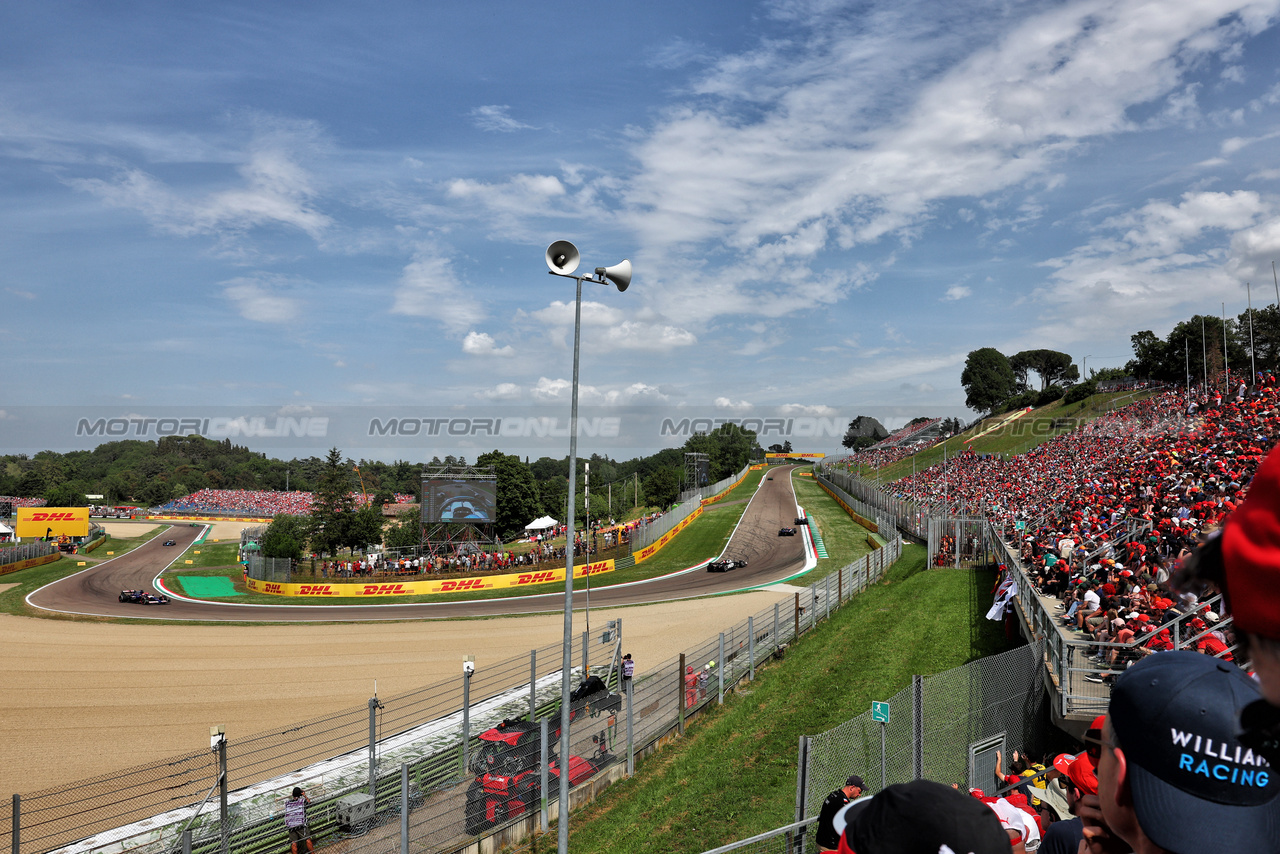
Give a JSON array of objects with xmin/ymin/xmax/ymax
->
[{"xmin": 3, "ymin": 0, "xmax": 1280, "ymax": 457}]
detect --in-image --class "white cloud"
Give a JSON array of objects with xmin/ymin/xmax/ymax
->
[
  {"xmin": 943, "ymin": 285, "xmax": 972, "ymax": 301},
  {"xmin": 391, "ymin": 246, "xmax": 486, "ymax": 333},
  {"xmin": 777, "ymin": 403, "xmax": 838, "ymax": 416},
  {"xmin": 469, "ymin": 105, "xmax": 536, "ymax": 133},
  {"xmin": 221, "ymin": 274, "xmax": 303, "ymax": 324},
  {"xmin": 476, "ymin": 382, "xmax": 523, "ymax": 400},
  {"xmin": 714, "ymin": 397, "xmax": 753, "ymax": 413},
  {"xmin": 462, "ymin": 331, "xmax": 515, "ymax": 357},
  {"xmin": 67, "ymin": 128, "xmax": 331, "ymax": 241}
]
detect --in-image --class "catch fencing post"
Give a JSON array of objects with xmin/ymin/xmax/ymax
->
[
  {"xmin": 11, "ymin": 794, "xmax": 18, "ymax": 854},
  {"xmin": 460, "ymin": 668, "xmax": 471, "ymax": 778},
  {"xmin": 182, "ymin": 829, "xmax": 191, "ymax": 854},
  {"xmin": 912, "ymin": 675, "xmax": 924, "ymax": 780},
  {"xmin": 582, "ymin": 630, "xmax": 588, "ymax": 677},
  {"xmin": 838, "ymin": 568, "xmax": 843, "ymax": 605},
  {"xmin": 400, "ymin": 763, "xmax": 409, "ymax": 854},
  {"xmin": 217, "ymin": 732, "xmax": 229, "ymax": 854},
  {"xmin": 824, "ymin": 575, "xmax": 831, "ymax": 621},
  {"xmin": 748, "ymin": 616, "xmax": 755, "ymax": 681},
  {"xmin": 718, "ymin": 632, "xmax": 725, "ymax": 704},
  {"xmin": 794, "ymin": 593, "xmax": 801, "ymax": 639},
  {"xmin": 774, "ymin": 602, "xmax": 780, "ymax": 653},
  {"xmin": 529, "ymin": 649, "xmax": 537, "ymax": 720},
  {"xmin": 625, "ymin": 684, "xmax": 635, "ymax": 776},
  {"xmin": 678, "ymin": 653, "xmax": 687, "ymax": 735},
  {"xmin": 539, "ymin": 719, "xmax": 549, "ymax": 832},
  {"xmin": 794, "ymin": 736, "xmax": 810, "ymax": 854}
]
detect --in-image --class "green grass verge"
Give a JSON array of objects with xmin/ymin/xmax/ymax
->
[
  {"xmin": 791, "ymin": 476, "xmax": 876, "ymax": 583},
  {"xmin": 562, "ymin": 545, "xmax": 1016, "ymax": 854}
]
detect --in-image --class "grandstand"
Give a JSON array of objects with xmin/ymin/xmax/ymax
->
[{"xmin": 153, "ymin": 489, "xmax": 415, "ymax": 517}]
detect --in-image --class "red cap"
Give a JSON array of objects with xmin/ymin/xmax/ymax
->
[
  {"xmin": 1067, "ymin": 753, "xmax": 1098, "ymax": 795},
  {"xmin": 1222, "ymin": 444, "xmax": 1280, "ymax": 641},
  {"xmin": 1053, "ymin": 753, "xmax": 1076, "ymax": 775}
]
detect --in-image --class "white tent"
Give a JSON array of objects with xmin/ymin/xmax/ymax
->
[{"xmin": 524, "ymin": 516, "xmax": 558, "ymax": 531}]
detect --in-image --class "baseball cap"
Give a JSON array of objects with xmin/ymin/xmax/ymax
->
[
  {"xmin": 1066, "ymin": 753, "xmax": 1098, "ymax": 796},
  {"xmin": 1108, "ymin": 650, "xmax": 1280, "ymax": 853},
  {"xmin": 1052, "ymin": 752, "xmax": 1076, "ymax": 775},
  {"xmin": 835, "ymin": 779, "xmax": 1009, "ymax": 854},
  {"xmin": 845, "ymin": 775, "xmax": 865, "ymax": 789}
]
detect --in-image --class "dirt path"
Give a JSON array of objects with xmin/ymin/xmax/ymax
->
[{"xmin": 0, "ymin": 590, "xmax": 790, "ymax": 795}]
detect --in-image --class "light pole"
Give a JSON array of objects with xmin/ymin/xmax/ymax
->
[
  {"xmin": 1082, "ymin": 354, "xmax": 1092, "ymax": 383},
  {"xmin": 544, "ymin": 240, "xmax": 630, "ymax": 854}
]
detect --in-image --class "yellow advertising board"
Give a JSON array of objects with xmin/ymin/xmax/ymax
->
[
  {"xmin": 633, "ymin": 506, "xmax": 703, "ymax": 564},
  {"xmin": 16, "ymin": 507, "xmax": 90, "ymax": 538},
  {"xmin": 764, "ymin": 452, "xmax": 826, "ymax": 459},
  {"xmin": 246, "ymin": 559, "xmax": 615, "ymax": 597}
]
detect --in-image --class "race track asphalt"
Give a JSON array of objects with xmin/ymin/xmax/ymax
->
[{"xmin": 27, "ymin": 466, "xmax": 811, "ymax": 622}]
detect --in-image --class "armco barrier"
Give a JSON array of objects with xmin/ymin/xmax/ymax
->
[{"xmin": 7, "ymin": 535, "xmax": 900, "ymax": 854}]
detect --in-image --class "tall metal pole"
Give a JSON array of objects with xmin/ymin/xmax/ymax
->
[
  {"xmin": 217, "ymin": 735, "xmax": 229, "ymax": 854},
  {"xmin": 584, "ymin": 462, "xmax": 590, "ymax": 639},
  {"xmin": 1185, "ymin": 337, "xmax": 1190, "ymax": 389},
  {"xmin": 1248, "ymin": 283, "xmax": 1257, "ymax": 384},
  {"xmin": 558, "ymin": 275, "xmax": 583, "ymax": 854},
  {"xmin": 1202, "ymin": 316, "xmax": 1208, "ymax": 390},
  {"xmin": 1222, "ymin": 302, "xmax": 1230, "ymax": 391},
  {"xmin": 369, "ymin": 696, "xmax": 380, "ymax": 800},
  {"xmin": 1274, "ymin": 260, "xmax": 1279, "ymax": 306}
]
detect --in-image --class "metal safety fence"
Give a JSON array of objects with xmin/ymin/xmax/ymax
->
[
  {"xmin": 813, "ymin": 468, "xmax": 927, "ymax": 540},
  {"xmin": 0, "ymin": 541, "xmax": 57, "ymax": 568},
  {"xmin": 6, "ymin": 533, "xmax": 902, "ymax": 854},
  {"xmin": 799, "ymin": 639, "xmax": 1048, "ymax": 822},
  {"xmin": 631, "ymin": 463, "xmax": 751, "ymax": 552}
]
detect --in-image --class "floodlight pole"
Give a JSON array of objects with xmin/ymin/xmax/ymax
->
[{"xmin": 547, "ymin": 255, "xmax": 629, "ymax": 854}]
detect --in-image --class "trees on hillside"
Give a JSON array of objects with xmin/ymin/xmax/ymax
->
[
  {"xmin": 261, "ymin": 513, "xmax": 307, "ymax": 560},
  {"xmin": 961, "ymin": 348, "xmax": 1016, "ymax": 413},
  {"xmin": 1009, "ymin": 350, "xmax": 1078, "ymax": 391},
  {"xmin": 309, "ymin": 448, "xmax": 356, "ymax": 555}
]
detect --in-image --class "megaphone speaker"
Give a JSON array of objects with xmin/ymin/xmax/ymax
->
[
  {"xmin": 597, "ymin": 259, "xmax": 631, "ymax": 292},
  {"xmin": 546, "ymin": 240, "xmax": 580, "ymax": 275}
]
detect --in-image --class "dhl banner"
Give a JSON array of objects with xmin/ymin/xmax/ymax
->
[
  {"xmin": 701, "ymin": 469, "xmax": 750, "ymax": 506},
  {"xmin": 633, "ymin": 506, "xmax": 703, "ymax": 564},
  {"xmin": 246, "ymin": 559, "xmax": 615, "ymax": 597},
  {"xmin": 16, "ymin": 507, "xmax": 90, "ymax": 538},
  {"xmin": 765, "ymin": 452, "xmax": 826, "ymax": 459},
  {"xmin": 750, "ymin": 464, "xmax": 768, "ymax": 470}
]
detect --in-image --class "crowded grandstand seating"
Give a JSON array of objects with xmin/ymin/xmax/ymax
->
[
  {"xmin": 155, "ymin": 489, "xmax": 415, "ymax": 517},
  {"xmin": 0, "ymin": 496, "xmax": 46, "ymax": 508}
]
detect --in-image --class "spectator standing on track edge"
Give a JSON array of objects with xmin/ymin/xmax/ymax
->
[
  {"xmin": 285, "ymin": 786, "xmax": 313, "ymax": 854},
  {"xmin": 815, "ymin": 775, "xmax": 864, "ymax": 850}
]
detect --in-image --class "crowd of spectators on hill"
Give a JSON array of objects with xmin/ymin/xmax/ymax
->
[{"xmin": 156, "ymin": 488, "xmax": 415, "ymax": 517}]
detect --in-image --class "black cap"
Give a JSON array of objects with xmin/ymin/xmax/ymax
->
[
  {"xmin": 1109, "ymin": 650, "xmax": 1280, "ymax": 853},
  {"xmin": 846, "ymin": 775, "xmax": 865, "ymax": 789},
  {"xmin": 838, "ymin": 779, "xmax": 1008, "ymax": 854}
]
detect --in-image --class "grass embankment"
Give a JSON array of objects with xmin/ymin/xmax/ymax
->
[
  {"xmin": 846, "ymin": 389, "xmax": 1160, "ymax": 484},
  {"xmin": 791, "ymin": 475, "xmax": 878, "ymax": 584},
  {"xmin": 0, "ymin": 527, "xmax": 167, "ymax": 616},
  {"xmin": 564, "ymin": 545, "xmax": 1015, "ymax": 854},
  {"xmin": 169, "ymin": 469, "xmax": 779, "ymax": 606}
]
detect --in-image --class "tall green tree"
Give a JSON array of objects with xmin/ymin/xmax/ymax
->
[
  {"xmin": 309, "ymin": 447, "xmax": 356, "ymax": 555},
  {"xmin": 261, "ymin": 513, "xmax": 307, "ymax": 560},
  {"xmin": 960, "ymin": 348, "xmax": 1016, "ymax": 413},
  {"xmin": 475, "ymin": 450, "xmax": 542, "ymax": 539},
  {"xmin": 643, "ymin": 466, "xmax": 681, "ymax": 509}
]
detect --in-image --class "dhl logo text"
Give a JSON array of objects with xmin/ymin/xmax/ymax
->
[
  {"xmin": 264, "ymin": 583, "xmax": 283, "ymax": 593},
  {"xmin": 517, "ymin": 572, "xmax": 557, "ymax": 585},
  {"xmin": 298, "ymin": 585, "xmax": 337, "ymax": 595},
  {"xmin": 30, "ymin": 512, "xmax": 79, "ymax": 521},
  {"xmin": 362, "ymin": 584, "xmax": 409, "ymax": 595},
  {"xmin": 439, "ymin": 579, "xmax": 485, "ymax": 591}
]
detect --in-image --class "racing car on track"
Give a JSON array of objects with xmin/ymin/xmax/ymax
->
[
  {"xmin": 464, "ymin": 675, "xmax": 620, "ymax": 834},
  {"xmin": 119, "ymin": 589, "xmax": 170, "ymax": 604},
  {"xmin": 707, "ymin": 558, "xmax": 748, "ymax": 572},
  {"xmin": 778, "ymin": 527, "xmax": 796, "ymax": 536},
  {"xmin": 163, "ymin": 540, "xmax": 176, "ymax": 546}
]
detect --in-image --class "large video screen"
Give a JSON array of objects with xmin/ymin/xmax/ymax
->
[{"xmin": 426, "ymin": 478, "xmax": 497, "ymax": 524}]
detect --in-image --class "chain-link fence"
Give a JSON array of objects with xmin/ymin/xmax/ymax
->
[
  {"xmin": 6, "ymin": 533, "xmax": 902, "ymax": 854},
  {"xmin": 632, "ymin": 464, "xmax": 752, "ymax": 551},
  {"xmin": 801, "ymin": 639, "xmax": 1047, "ymax": 821}
]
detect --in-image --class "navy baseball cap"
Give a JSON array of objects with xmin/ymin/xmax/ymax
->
[
  {"xmin": 1108, "ymin": 650, "xmax": 1280, "ymax": 854},
  {"xmin": 834, "ymin": 779, "xmax": 1009, "ymax": 854}
]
